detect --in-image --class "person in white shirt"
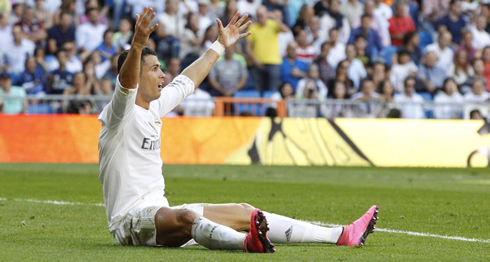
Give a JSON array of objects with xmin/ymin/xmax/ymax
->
[
  {"xmin": 425, "ymin": 31, "xmax": 454, "ymax": 70},
  {"xmin": 75, "ymin": 8, "xmax": 107, "ymax": 52},
  {"xmin": 464, "ymin": 78, "xmax": 490, "ymax": 103},
  {"xmin": 345, "ymin": 44, "xmax": 366, "ymax": 90},
  {"xmin": 434, "ymin": 77, "xmax": 464, "ymax": 119},
  {"xmin": 319, "ymin": 0, "xmax": 351, "ymax": 45},
  {"xmin": 5, "ymin": 25, "xmax": 35, "ymax": 75},
  {"xmin": 389, "ymin": 50, "xmax": 418, "ymax": 93},
  {"xmin": 326, "ymin": 27, "xmax": 347, "ymax": 67},
  {"xmin": 180, "ymin": 88, "xmax": 215, "ymax": 116},
  {"xmin": 470, "ymin": 15, "xmax": 490, "ymax": 50},
  {"xmin": 394, "ymin": 76, "xmax": 425, "ymax": 119},
  {"xmin": 97, "ymin": 7, "xmax": 378, "ymax": 252}
]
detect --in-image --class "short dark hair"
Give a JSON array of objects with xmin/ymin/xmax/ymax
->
[
  {"xmin": 404, "ymin": 76, "xmax": 417, "ymax": 87},
  {"xmin": 117, "ymin": 46, "xmax": 158, "ymax": 73}
]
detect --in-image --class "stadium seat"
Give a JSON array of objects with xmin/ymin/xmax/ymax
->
[
  {"xmin": 262, "ymin": 90, "xmax": 276, "ymax": 98},
  {"xmin": 418, "ymin": 92, "xmax": 433, "ymax": 101},
  {"xmin": 233, "ymin": 90, "xmax": 262, "ymax": 116},
  {"xmin": 418, "ymin": 31, "xmax": 433, "ymax": 50},
  {"xmin": 27, "ymin": 104, "xmax": 53, "ymax": 114},
  {"xmin": 242, "ymin": 75, "xmax": 256, "ymax": 91},
  {"xmin": 418, "ymin": 92, "xmax": 433, "ymax": 118},
  {"xmin": 382, "ymin": 45, "xmax": 398, "ymax": 66}
]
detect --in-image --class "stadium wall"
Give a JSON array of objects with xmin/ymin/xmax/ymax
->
[{"xmin": 0, "ymin": 115, "xmax": 489, "ymax": 167}]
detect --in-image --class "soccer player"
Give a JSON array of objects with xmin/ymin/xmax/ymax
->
[{"xmin": 98, "ymin": 7, "xmax": 379, "ymax": 252}]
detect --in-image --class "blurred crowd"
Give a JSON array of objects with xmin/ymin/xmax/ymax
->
[{"xmin": 0, "ymin": 0, "xmax": 489, "ymax": 119}]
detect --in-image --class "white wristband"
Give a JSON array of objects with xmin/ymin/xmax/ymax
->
[{"xmin": 210, "ymin": 40, "xmax": 225, "ymax": 55}]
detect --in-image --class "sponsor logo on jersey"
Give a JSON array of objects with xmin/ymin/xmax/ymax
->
[{"xmin": 141, "ymin": 136, "xmax": 161, "ymax": 150}]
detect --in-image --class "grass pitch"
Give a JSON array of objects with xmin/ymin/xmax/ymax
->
[{"xmin": 0, "ymin": 164, "xmax": 489, "ymax": 261}]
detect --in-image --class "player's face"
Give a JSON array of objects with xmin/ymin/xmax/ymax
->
[{"xmin": 139, "ymin": 55, "xmax": 166, "ymax": 102}]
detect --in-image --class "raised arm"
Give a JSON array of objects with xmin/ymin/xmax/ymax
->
[
  {"xmin": 181, "ymin": 12, "xmax": 252, "ymax": 88},
  {"xmin": 119, "ymin": 7, "xmax": 158, "ymax": 89}
]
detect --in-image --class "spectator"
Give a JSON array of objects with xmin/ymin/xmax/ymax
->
[
  {"xmin": 437, "ymin": 0, "xmax": 466, "ymax": 45},
  {"xmin": 0, "ymin": 72, "xmax": 27, "ymax": 114},
  {"xmin": 0, "ymin": 12, "xmax": 13, "ymax": 64},
  {"xmin": 5, "ymin": 25, "xmax": 36, "ymax": 76},
  {"xmin": 197, "ymin": 0, "xmax": 215, "ymax": 35},
  {"xmin": 101, "ymin": 54, "xmax": 119, "ymax": 90},
  {"xmin": 128, "ymin": 0, "xmax": 165, "ymax": 20},
  {"xmin": 327, "ymin": 59, "xmax": 355, "ymax": 96},
  {"xmin": 295, "ymin": 64, "xmax": 328, "ymax": 100},
  {"xmin": 352, "ymin": 0, "xmax": 390, "ymax": 47},
  {"xmin": 426, "ymin": 31, "xmax": 454, "ymax": 70},
  {"xmin": 16, "ymin": 6, "xmax": 47, "ymax": 44},
  {"xmin": 292, "ymin": 4, "xmax": 314, "ymax": 34},
  {"xmin": 61, "ymin": 40, "xmax": 83, "ymax": 74},
  {"xmin": 340, "ymin": 0, "xmax": 364, "ymax": 26},
  {"xmin": 271, "ymin": 82, "xmax": 295, "ymax": 103},
  {"xmin": 345, "ymin": 44, "xmax": 367, "ymax": 90},
  {"xmin": 417, "ymin": 51, "xmax": 447, "ymax": 94},
  {"xmin": 79, "ymin": 0, "xmax": 109, "ymax": 26},
  {"xmin": 295, "ymin": 29, "xmax": 318, "ymax": 64},
  {"xmin": 11, "ymin": 3, "xmax": 24, "ymax": 24},
  {"xmin": 33, "ymin": 0, "xmax": 52, "ymax": 29},
  {"xmin": 482, "ymin": 46, "xmax": 490, "ymax": 92},
  {"xmin": 180, "ymin": 12, "xmax": 201, "ymax": 61},
  {"xmin": 470, "ymin": 15, "xmax": 490, "ymax": 50},
  {"xmin": 353, "ymin": 35, "xmax": 370, "ymax": 65},
  {"xmin": 390, "ymin": 49, "xmax": 418, "ymax": 93},
  {"xmin": 319, "ymin": 0, "xmax": 351, "ymax": 44},
  {"xmin": 461, "ymin": 58, "xmax": 486, "ymax": 93},
  {"xmin": 75, "ymin": 8, "xmax": 108, "ymax": 52},
  {"xmin": 434, "ymin": 77, "xmax": 464, "ymax": 119},
  {"xmin": 165, "ymin": 57, "xmax": 182, "ymax": 79},
  {"xmin": 53, "ymin": 0, "xmax": 79, "ymax": 27},
  {"xmin": 421, "ymin": 0, "xmax": 450, "ymax": 26},
  {"xmin": 377, "ymin": 79, "xmax": 394, "ymax": 101},
  {"xmin": 313, "ymin": 41, "xmax": 336, "ymax": 87},
  {"xmin": 237, "ymin": 0, "xmax": 260, "ymax": 17},
  {"xmin": 220, "ymin": 0, "xmax": 238, "ymax": 26},
  {"xmin": 95, "ymin": 29, "xmax": 117, "ymax": 62},
  {"xmin": 280, "ymin": 41, "xmax": 309, "ymax": 92},
  {"xmin": 369, "ymin": 61, "xmax": 388, "ymax": 88},
  {"xmin": 469, "ymin": 109, "xmax": 484, "ymax": 120},
  {"xmin": 16, "ymin": 56, "xmax": 46, "ymax": 95},
  {"xmin": 348, "ymin": 14, "xmax": 383, "ymax": 61},
  {"xmin": 314, "ymin": 0, "xmax": 330, "ymax": 17},
  {"xmin": 64, "ymin": 72, "xmax": 95, "ymax": 114},
  {"xmin": 326, "ymin": 27, "xmax": 347, "ymax": 67},
  {"xmin": 247, "ymin": 6, "xmax": 289, "ymax": 93},
  {"xmin": 113, "ymin": 17, "xmax": 133, "ymax": 53},
  {"xmin": 464, "ymin": 78, "xmax": 490, "ymax": 103},
  {"xmin": 156, "ymin": 0, "xmax": 185, "ymax": 58},
  {"xmin": 373, "ymin": 0, "xmax": 393, "ymax": 26},
  {"xmin": 447, "ymin": 49, "xmax": 474, "ymax": 88},
  {"xmin": 305, "ymin": 15, "xmax": 322, "ymax": 51},
  {"xmin": 394, "ymin": 76, "xmax": 425, "ymax": 119},
  {"xmin": 275, "ymin": 9, "xmax": 294, "ymax": 58},
  {"xmin": 47, "ymin": 11, "xmax": 76, "ymax": 55},
  {"xmin": 454, "ymin": 30, "xmax": 477, "ymax": 64},
  {"xmin": 321, "ymin": 81, "xmax": 352, "ymax": 118},
  {"xmin": 388, "ymin": 1, "xmax": 415, "ymax": 46},
  {"xmin": 208, "ymin": 45, "xmax": 248, "ymax": 97},
  {"xmin": 46, "ymin": 50, "xmax": 73, "ymax": 94},
  {"xmin": 351, "ymin": 78, "xmax": 379, "ymax": 117},
  {"xmin": 200, "ymin": 24, "xmax": 219, "ymax": 55},
  {"xmin": 400, "ymin": 31, "xmax": 422, "ymax": 65}
]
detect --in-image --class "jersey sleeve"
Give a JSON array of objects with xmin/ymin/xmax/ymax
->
[
  {"xmin": 157, "ymin": 74, "xmax": 195, "ymax": 117},
  {"xmin": 98, "ymin": 75, "xmax": 137, "ymax": 129}
]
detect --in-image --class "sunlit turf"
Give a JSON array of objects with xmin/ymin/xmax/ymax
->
[{"xmin": 1, "ymin": 164, "xmax": 489, "ymax": 261}]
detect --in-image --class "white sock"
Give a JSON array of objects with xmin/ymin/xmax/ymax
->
[
  {"xmin": 191, "ymin": 217, "xmax": 246, "ymax": 250},
  {"xmin": 263, "ymin": 212, "xmax": 343, "ymax": 244}
]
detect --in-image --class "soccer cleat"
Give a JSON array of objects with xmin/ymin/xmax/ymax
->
[
  {"xmin": 336, "ymin": 205, "xmax": 379, "ymax": 246},
  {"xmin": 243, "ymin": 209, "xmax": 276, "ymax": 253}
]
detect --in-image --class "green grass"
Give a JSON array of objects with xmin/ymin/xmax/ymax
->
[{"xmin": 0, "ymin": 164, "xmax": 489, "ymax": 261}]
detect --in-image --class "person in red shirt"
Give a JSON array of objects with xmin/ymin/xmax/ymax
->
[{"xmin": 388, "ymin": 1, "xmax": 415, "ymax": 46}]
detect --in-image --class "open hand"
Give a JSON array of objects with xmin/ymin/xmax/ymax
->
[
  {"xmin": 216, "ymin": 12, "xmax": 252, "ymax": 48},
  {"xmin": 133, "ymin": 7, "xmax": 159, "ymax": 47}
]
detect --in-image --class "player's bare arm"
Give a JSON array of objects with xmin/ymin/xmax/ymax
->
[
  {"xmin": 119, "ymin": 7, "xmax": 158, "ymax": 89},
  {"xmin": 181, "ymin": 12, "xmax": 252, "ymax": 88}
]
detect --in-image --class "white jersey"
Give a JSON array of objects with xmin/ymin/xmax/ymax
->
[{"xmin": 98, "ymin": 74, "xmax": 194, "ymax": 232}]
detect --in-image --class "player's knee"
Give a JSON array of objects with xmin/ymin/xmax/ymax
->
[{"xmin": 176, "ymin": 209, "xmax": 200, "ymax": 227}]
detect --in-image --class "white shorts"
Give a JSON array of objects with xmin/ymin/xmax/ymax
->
[{"xmin": 112, "ymin": 203, "xmax": 205, "ymax": 246}]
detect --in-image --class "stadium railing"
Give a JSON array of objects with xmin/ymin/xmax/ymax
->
[{"xmin": 1, "ymin": 94, "xmax": 487, "ymax": 120}]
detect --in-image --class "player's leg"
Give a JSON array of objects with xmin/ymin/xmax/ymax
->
[
  {"xmin": 154, "ymin": 206, "xmax": 274, "ymax": 252},
  {"xmin": 201, "ymin": 203, "xmax": 378, "ymax": 246}
]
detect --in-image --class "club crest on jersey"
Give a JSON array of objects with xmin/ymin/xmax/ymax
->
[{"xmin": 154, "ymin": 118, "xmax": 162, "ymax": 127}]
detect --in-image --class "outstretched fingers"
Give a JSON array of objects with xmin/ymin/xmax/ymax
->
[
  {"xmin": 228, "ymin": 12, "xmax": 240, "ymax": 27},
  {"xmin": 238, "ymin": 20, "xmax": 252, "ymax": 32},
  {"xmin": 235, "ymin": 13, "xmax": 249, "ymax": 27},
  {"xmin": 239, "ymin": 31, "xmax": 252, "ymax": 39}
]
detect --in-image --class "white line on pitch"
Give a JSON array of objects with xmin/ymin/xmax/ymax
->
[
  {"xmin": 1, "ymin": 197, "xmax": 488, "ymax": 244},
  {"xmin": 308, "ymin": 221, "xmax": 490, "ymax": 244}
]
